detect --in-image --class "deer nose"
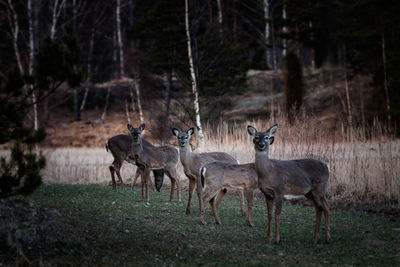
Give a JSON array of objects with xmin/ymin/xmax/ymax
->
[
  {"xmin": 258, "ymin": 142, "xmax": 266, "ymax": 150},
  {"xmin": 180, "ymin": 141, "xmax": 186, "ymax": 146}
]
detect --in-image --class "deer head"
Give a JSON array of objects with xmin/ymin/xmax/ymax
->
[
  {"xmin": 247, "ymin": 124, "xmax": 278, "ymax": 152},
  {"xmin": 172, "ymin": 128, "xmax": 194, "ymax": 148},
  {"xmin": 127, "ymin": 123, "xmax": 145, "ymax": 144}
]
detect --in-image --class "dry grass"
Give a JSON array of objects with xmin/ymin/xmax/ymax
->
[{"xmin": 1, "ymin": 113, "xmax": 398, "ymax": 202}]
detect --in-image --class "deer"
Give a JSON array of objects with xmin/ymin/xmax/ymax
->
[
  {"xmin": 199, "ymin": 162, "xmax": 258, "ymax": 227},
  {"xmin": 172, "ymin": 128, "xmax": 245, "ymax": 216},
  {"xmin": 127, "ymin": 123, "xmax": 181, "ymax": 202},
  {"xmin": 247, "ymin": 124, "xmax": 330, "ymax": 244},
  {"xmin": 106, "ymin": 134, "xmax": 164, "ymax": 191}
]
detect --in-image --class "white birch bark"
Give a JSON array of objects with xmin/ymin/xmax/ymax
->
[
  {"xmin": 6, "ymin": 0, "xmax": 23, "ymax": 74},
  {"xmin": 185, "ymin": 0, "xmax": 205, "ymax": 148},
  {"xmin": 309, "ymin": 21, "xmax": 316, "ymax": 70},
  {"xmin": 282, "ymin": 5, "xmax": 287, "ymax": 58},
  {"xmin": 101, "ymin": 87, "xmax": 111, "ymax": 121},
  {"xmin": 50, "ymin": 0, "xmax": 66, "ymax": 40},
  {"xmin": 134, "ymin": 82, "xmax": 144, "ymax": 124},
  {"xmin": 28, "ymin": 0, "xmax": 38, "ymax": 132},
  {"xmin": 216, "ymin": 0, "xmax": 223, "ymax": 36},
  {"xmin": 116, "ymin": 0, "xmax": 124, "ymax": 78},
  {"xmin": 263, "ymin": 0, "xmax": 271, "ymax": 67},
  {"xmin": 344, "ymin": 69, "xmax": 352, "ymax": 127}
]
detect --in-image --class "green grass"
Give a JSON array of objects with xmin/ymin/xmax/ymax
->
[{"xmin": 19, "ymin": 184, "xmax": 400, "ymax": 265}]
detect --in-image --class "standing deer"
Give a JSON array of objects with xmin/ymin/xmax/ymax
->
[
  {"xmin": 247, "ymin": 124, "xmax": 330, "ymax": 244},
  {"xmin": 199, "ymin": 162, "xmax": 258, "ymax": 227},
  {"xmin": 106, "ymin": 134, "xmax": 164, "ymax": 191},
  {"xmin": 127, "ymin": 123, "xmax": 181, "ymax": 202},
  {"xmin": 172, "ymin": 128, "xmax": 244, "ymax": 215}
]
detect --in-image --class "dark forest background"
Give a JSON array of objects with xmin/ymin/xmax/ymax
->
[{"xmin": 1, "ymin": 0, "xmax": 399, "ymax": 133}]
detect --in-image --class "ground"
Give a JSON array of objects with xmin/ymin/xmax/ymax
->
[{"xmin": 1, "ymin": 184, "xmax": 399, "ymax": 265}]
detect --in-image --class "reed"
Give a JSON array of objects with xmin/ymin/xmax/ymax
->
[{"xmin": 10, "ymin": 112, "xmax": 398, "ymax": 202}]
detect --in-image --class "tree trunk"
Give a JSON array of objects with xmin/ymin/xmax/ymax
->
[
  {"xmin": 74, "ymin": 88, "xmax": 81, "ymax": 121},
  {"xmin": 216, "ymin": 0, "xmax": 223, "ymax": 36},
  {"xmin": 282, "ymin": 5, "xmax": 287, "ymax": 59},
  {"xmin": 101, "ymin": 87, "xmax": 111, "ymax": 121},
  {"xmin": 116, "ymin": 0, "xmax": 124, "ymax": 78},
  {"xmin": 50, "ymin": 0, "xmax": 65, "ymax": 40},
  {"xmin": 7, "ymin": 0, "xmax": 23, "ymax": 74},
  {"xmin": 28, "ymin": 0, "xmax": 39, "ymax": 135},
  {"xmin": 207, "ymin": 0, "xmax": 213, "ymax": 23},
  {"xmin": 309, "ymin": 20, "xmax": 316, "ymax": 70},
  {"xmin": 125, "ymin": 99, "xmax": 130, "ymax": 123},
  {"xmin": 344, "ymin": 69, "xmax": 352, "ymax": 128},
  {"xmin": 134, "ymin": 81, "xmax": 144, "ymax": 124},
  {"xmin": 232, "ymin": 0, "xmax": 237, "ymax": 42},
  {"xmin": 381, "ymin": 21, "xmax": 391, "ymax": 124},
  {"xmin": 164, "ymin": 71, "xmax": 172, "ymax": 122},
  {"xmin": 263, "ymin": 0, "xmax": 271, "ymax": 68},
  {"xmin": 185, "ymin": 0, "xmax": 205, "ymax": 148}
]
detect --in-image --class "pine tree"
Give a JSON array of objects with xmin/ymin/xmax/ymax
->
[
  {"xmin": 0, "ymin": 27, "xmax": 83, "ymax": 198},
  {"xmin": 283, "ymin": 51, "xmax": 303, "ymax": 122}
]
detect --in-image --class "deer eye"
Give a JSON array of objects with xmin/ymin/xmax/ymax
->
[
  {"xmin": 264, "ymin": 136, "xmax": 269, "ymax": 141},
  {"xmin": 254, "ymin": 136, "xmax": 259, "ymax": 141}
]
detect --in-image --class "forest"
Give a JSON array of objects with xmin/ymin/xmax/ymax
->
[{"xmin": 0, "ymin": 0, "xmax": 399, "ymax": 265}]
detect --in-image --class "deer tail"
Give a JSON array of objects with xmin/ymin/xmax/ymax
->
[
  {"xmin": 200, "ymin": 166, "xmax": 207, "ymax": 192},
  {"xmin": 105, "ymin": 140, "xmax": 111, "ymax": 153}
]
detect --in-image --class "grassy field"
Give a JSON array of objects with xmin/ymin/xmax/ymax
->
[{"xmin": 3, "ymin": 184, "xmax": 399, "ymax": 266}]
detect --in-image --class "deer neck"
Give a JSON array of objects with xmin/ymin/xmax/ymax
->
[
  {"xmin": 131, "ymin": 139, "xmax": 144, "ymax": 156},
  {"xmin": 255, "ymin": 148, "xmax": 272, "ymax": 168},
  {"xmin": 179, "ymin": 145, "xmax": 192, "ymax": 167}
]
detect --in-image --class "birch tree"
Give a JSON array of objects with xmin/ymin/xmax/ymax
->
[
  {"xmin": 50, "ymin": 0, "xmax": 66, "ymax": 40},
  {"xmin": 116, "ymin": 0, "xmax": 124, "ymax": 78},
  {"xmin": 185, "ymin": 0, "xmax": 204, "ymax": 147},
  {"xmin": 5, "ymin": 0, "xmax": 23, "ymax": 74},
  {"xmin": 282, "ymin": 5, "xmax": 287, "ymax": 58},
  {"xmin": 216, "ymin": 0, "xmax": 223, "ymax": 36},
  {"xmin": 28, "ymin": 0, "xmax": 38, "ymax": 133},
  {"xmin": 263, "ymin": 0, "xmax": 271, "ymax": 68}
]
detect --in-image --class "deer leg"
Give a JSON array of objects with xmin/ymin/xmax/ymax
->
[
  {"xmin": 144, "ymin": 168, "xmax": 150, "ymax": 202},
  {"xmin": 115, "ymin": 168, "xmax": 125, "ymax": 190},
  {"xmin": 322, "ymin": 197, "xmax": 330, "ymax": 244},
  {"xmin": 238, "ymin": 189, "xmax": 246, "ymax": 217},
  {"xmin": 186, "ymin": 179, "xmax": 196, "ymax": 215},
  {"xmin": 166, "ymin": 169, "xmax": 180, "ymax": 202},
  {"xmin": 139, "ymin": 167, "xmax": 146, "ymax": 201},
  {"xmin": 109, "ymin": 165, "xmax": 117, "ymax": 190},
  {"xmin": 196, "ymin": 175, "xmax": 204, "ymax": 214},
  {"xmin": 246, "ymin": 189, "xmax": 255, "ymax": 227},
  {"xmin": 265, "ymin": 195, "xmax": 274, "ymax": 244},
  {"xmin": 215, "ymin": 188, "xmax": 227, "ymax": 209},
  {"xmin": 131, "ymin": 168, "xmax": 141, "ymax": 190},
  {"xmin": 170, "ymin": 178, "xmax": 176, "ymax": 202},
  {"xmin": 307, "ymin": 192, "xmax": 323, "ymax": 244},
  {"xmin": 274, "ymin": 195, "xmax": 283, "ymax": 244},
  {"xmin": 200, "ymin": 191, "xmax": 211, "ymax": 225},
  {"xmin": 210, "ymin": 196, "xmax": 222, "ymax": 225}
]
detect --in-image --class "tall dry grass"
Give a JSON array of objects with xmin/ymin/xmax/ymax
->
[
  {"xmin": 2, "ymin": 112, "xmax": 397, "ymax": 202},
  {"xmin": 202, "ymin": 113, "xmax": 399, "ymax": 202}
]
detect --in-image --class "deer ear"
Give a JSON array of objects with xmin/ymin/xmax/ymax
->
[
  {"xmin": 269, "ymin": 124, "xmax": 278, "ymax": 134},
  {"xmin": 127, "ymin": 124, "xmax": 133, "ymax": 131},
  {"xmin": 247, "ymin": 125, "xmax": 257, "ymax": 136},
  {"xmin": 172, "ymin": 128, "xmax": 179, "ymax": 137},
  {"xmin": 139, "ymin": 123, "xmax": 146, "ymax": 131},
  {"xmin": 269, "ymin": 136, "xmax": 274, "ymax": 145},
  {"xmin": 187, "ymin": 128, "xmax": 194, "ymax": 136}
]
